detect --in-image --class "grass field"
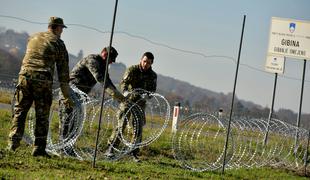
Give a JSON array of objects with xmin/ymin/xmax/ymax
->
[
  {"xmin": 0, "ymin": 106, "xmax": 309, "ymax": 179},
  {"xmin": 0, "ymin": 90, "xmax": 13, "ymax": 104}
]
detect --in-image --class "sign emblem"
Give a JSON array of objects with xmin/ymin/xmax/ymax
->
[
  {"xmin": 289, "ymin": 23, "xmax": 296, "ymax": 33},
  {"xmin": 273, "ymin": 57, "xmax": 277, "ymax": 62}
]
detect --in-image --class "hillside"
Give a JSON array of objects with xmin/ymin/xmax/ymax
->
[
  {"xmin": 0, "ymin": 28, "xmax": 309, "ymax": 128},
  {"xmin": 0, "ymin": 49, "xmax": 20, "ymax": 79}
]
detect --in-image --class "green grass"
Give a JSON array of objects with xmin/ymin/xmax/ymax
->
[
  {"xmin": 0, "ymin": 90, "xmax": 13, "ymax": 104},
  {"xmin": 0, "ymin": 108, "xmax": 309, "ymax": 179}
]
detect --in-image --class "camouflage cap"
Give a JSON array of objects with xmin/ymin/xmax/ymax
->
[{"xmin": 48, "ymin": 17, "xmax": 67, "ymax": 28}]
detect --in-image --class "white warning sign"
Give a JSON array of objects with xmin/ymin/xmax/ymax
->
[
  {"xmin": 267, "ymin": 17, "xmax": 310, "ymax": 60},
  {"xmin": 265, "ymin": 55, "xmax": 285, "ymax": 74}
]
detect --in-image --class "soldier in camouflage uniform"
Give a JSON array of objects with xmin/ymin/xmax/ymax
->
[
  {"xmin": 69, "ymin": 46, "xmax": 125, "ymax": 98},
  {"xmin": 58, "ymin": 46, "xmax": 126, "ymax": 156},
  {"xmin": 106, "ymin": 52, "xmax": 157, "ymax": 162},
  {"xmin": 7, "ymin": 17, "xmax": 74, "ymax": 158}
]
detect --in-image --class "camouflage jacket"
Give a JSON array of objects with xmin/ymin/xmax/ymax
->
[
  {"xmin": 121, "ymin": 64, "xmax": 157, "ymax": 94},
  {"xmin": 70, "ymin": 54, "xmax": 119, "ymax": 96},
  {"xmin": 19, "ymin": 30, "xmax": 70, "ymax": 88}
]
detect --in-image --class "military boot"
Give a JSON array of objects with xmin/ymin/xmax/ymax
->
[
  {"xmin": 32, "ymin": 147, "xmax": 51, "ymax": 158},
  {"xmin": 6, "ymin": 141, "xmax": 20, "ymax": 151},
  {"xmin": 130, "ymin": 149, "xmax": 141, "ymax": 163}
]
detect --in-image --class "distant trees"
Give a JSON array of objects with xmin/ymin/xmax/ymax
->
[
  {"xmin": 0, "ymin": 28, "xmax": 309, "ymax": 129},
  {"xmin": 0, "ymin": 29, "xmax": 28, "ymax": 55}
]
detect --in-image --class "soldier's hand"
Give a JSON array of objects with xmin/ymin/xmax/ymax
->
[
  {"xmin": 119, "ymin": 94, "xmax": 127, "ymax": 103},
  {"xmin": 112, "ymin": 90, "xmax": 127, "ymax": 103},
  {"xmin": 123, "ymin": 91, "xmax": 129, "ymax": 97},
  {"xmin": 64, "ymin": 98, "xmax": 75, "ymax": 109},
  {"xmin": 141, "ymin": 93, "xmax": 151, "ymax": 100},
  {"xmin": 140, "ymin": 93, "xmax": 147, "ymax": 100}
]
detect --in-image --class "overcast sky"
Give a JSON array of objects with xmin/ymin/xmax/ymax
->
[{"xmin": 1, "ymin": 0, "xmax": 310, "ymax": 113}]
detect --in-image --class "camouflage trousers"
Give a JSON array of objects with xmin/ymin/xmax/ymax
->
[
  {"xmin": 108, "ymin": 101, "xmax": 146, "ymax": 155},
  {"xmin": 9, "ymin": 72, "xmax": 53, "ymax": 150}
]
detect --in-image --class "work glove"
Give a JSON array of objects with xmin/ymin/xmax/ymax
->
[
  {"xmin": 124, "ymin": 90, "xmax": 142, "ymax": 101},
  {"xmin": 115, "ymin": 91, "xmax": 126, "ymax": 103},
  {"xmin": 123, "ymin": 90, "xmax": 129, "ymax": 97},
  {"xmin": 106, "ymin": 88, "xmax": 126, "ymax": 103},
  {"xmin": 60, "ymin": 84, "xmax": 75, "ymax": 108},
  {"xmin": 63, "ymin": 97, "xmax": 75, "ymax": 110}
]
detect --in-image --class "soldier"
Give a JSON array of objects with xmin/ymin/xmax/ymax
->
[
  {"xmin": 58, "ymin": 46, "xmax": 126, "ymax": 156},
  {"xmin": 106, "ymin": 52, "xmax": 157, "ymax": 162},
  {"xmin": 69, "ymin": 46, "xmax": 125, "ymax": 97},
  {"xmin": 7, "ymin": 17, "xmax": 74, "ymax": 158}
]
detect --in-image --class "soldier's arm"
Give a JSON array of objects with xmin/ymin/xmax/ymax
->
[
  {"xmin": 151, "ymin": 73, "xmax": 157, "ymax": 92},
  {"xmin": 86, "ymin": 58, "xmax": 125, "ymax": 102},
  {"xmin": 105, "ymin": 76, "xmax": 125, "ymax": 102},
  {"xmin": 120, "ymin": 68, "xmax": 132, "ymax": 93},
  {"xmin": 55, "ymin": 42, "xmax": 71, "ymax": 100},
  {"xmin": 146, "ymin": 72, "xmax": 157, "ymax": 93}
]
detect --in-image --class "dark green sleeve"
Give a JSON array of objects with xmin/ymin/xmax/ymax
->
[{"xmin": 151, "ymin": 73, "xmax": 157, "ymax": 92}]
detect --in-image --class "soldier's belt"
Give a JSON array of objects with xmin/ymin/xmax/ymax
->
[
  {"xmin": 21, "ymin": 71, "xmax": 52, "ymax": 81},
  {"xmin": 32, "ymin": 73, "xmax": 51, "ymax": 80}
]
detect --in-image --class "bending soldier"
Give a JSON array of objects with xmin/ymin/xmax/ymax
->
[{"xmin": 59, "ymin": 46, "xmax": 126, "ymax": 156}]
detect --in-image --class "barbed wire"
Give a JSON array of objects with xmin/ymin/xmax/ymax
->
[
  {"xmin": 16, "ymin": 85, "xmax": 170, "ymax": 161},
  {"xmin": 0, "ymin": 14, "xmax": 309, "ymax": 84},
  {"xmin": 172, "ymin": 113, "xmax": 309, "ymax": 171}
]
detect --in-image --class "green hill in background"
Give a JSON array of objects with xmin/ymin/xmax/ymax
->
[{"xmin": 0, "ymin": 28, "xmax": 309, "ymax": 128}]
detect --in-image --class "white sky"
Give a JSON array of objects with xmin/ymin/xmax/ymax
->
[{"xmin": 0, "ymin": 0, "xmax": 310, "ymax": 113}]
